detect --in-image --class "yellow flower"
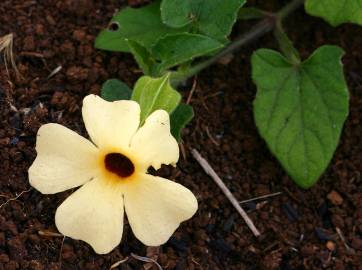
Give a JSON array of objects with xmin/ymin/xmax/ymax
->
[{"xmin": 28, "ymin": 94, "xmax": 198, "ymax": 254}]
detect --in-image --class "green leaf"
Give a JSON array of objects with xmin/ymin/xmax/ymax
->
[
  {"xmin": 305, "ymin": 0, "xmax": 362, "ymax": 26},
  {"xmin": 127, "ymin": 40, "xmax": 156, "ymax": 76},
  {"xmin": 170, "ymin": 103, "xmax": 194, "ymax": 141},
  {"xmin": 252, "ymin": 45, "xmax": 349, "ymax": 188},
  {"xmin": 101, "ymin": 79, "xmax": 132, "ymax": 101},
  {"xmin": 161, "ymin": 0, "xmax": 246, "ymax": 40},
  {"xmin": 152, "ymin": 33, "xmax": 223, "ymax": 72},
  {"xmin": 132, "ymin": 73, "xmax": 181, "ymax": 124},
  {"xmin": 95, "ymin": 0, "xmax": 188, "ymax": 52}
]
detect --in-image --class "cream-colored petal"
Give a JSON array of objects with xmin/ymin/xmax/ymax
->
[
  {"xmin": 82, "ymin": 95, "xmax": 140, "ymax": 149},
  {"xmin": 124, "ymin": 174, "xmax": 198, "ymax": 246},
  {"xmin": 130, "ymin": 110, "xmax": 179, "ymax": 170},
  {"xmin": 29, "ymin": 123, "xmax": 99, "ymax": 194},
  {"xmin": 55, "ymin": 178, "xmax": 124, "ymax": 254}
]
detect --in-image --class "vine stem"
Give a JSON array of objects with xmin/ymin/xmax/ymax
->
[
  {"xmin": 172, "ymin": 0, "xmax": 305, "ymax": 84},
  {"xmin": 276, "ymin": 0, "xmax": 305, "ymax": 20}
]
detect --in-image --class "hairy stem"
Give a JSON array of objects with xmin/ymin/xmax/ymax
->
[
  {"xmin": 274, "ymin": 20, "xmax": 301, "ymax": 65},
  {"xmin": 172, "ymin": 0, "xmax": 305, "ymax": 84},
  {"xmin": 276, "ymin": 0, "xmax": 305, "ymax": 20}
]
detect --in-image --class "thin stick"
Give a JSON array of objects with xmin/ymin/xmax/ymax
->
[
  {"xmin": 205, "ymin": 126, "xmax": 219, "ymax": 146},
  {"xmin": 0, "ymin": 33, "xmax": 21, "ymax": 79},
  {"xmin": 130, "ymin": 253, "xmax": 163, "ymax": 270},
  {"xmin": 58, "ymin": 236, "xmax": 66, "ymax": 265},
  {"xmin": 38, "ymin": 230, "xmax": 64, "ymax": 238},
  {"xmin": 191, "ymin": 149, "xmax": 261, "ymax": 237},
  {"xmin": 180, "ymin": 142, "xmax": 187, "ymax": 161},
  {"xmin": 47, "ymin": 65, "xmax": 62, "ymax": 80},
  {"xmin": 239, "ymin": 192, "xmax": 282, "ymax": 204},
  {"xmin": 186, "ymin": 76, "xmax": 197, "ymax": 104},
  {"xmin": 109, "ymin": 257, "xmax": 129, "ymax": 270},
  {"xmin": 335, "ymin": 227, "xmax": 355, "ymax": 255},
  {"xmin": 0, "ymin": 188, "xmax": 32, "ymax": 209}
]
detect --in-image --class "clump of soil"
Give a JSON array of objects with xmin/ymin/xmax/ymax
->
[{"xmin": 0, "ymin": 0, "xmax": 361, "ymax": 269}]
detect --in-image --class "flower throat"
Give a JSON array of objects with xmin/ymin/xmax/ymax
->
[{"xmin": 104, "ymin": 153, "xmax": 135, "ymax": 178}]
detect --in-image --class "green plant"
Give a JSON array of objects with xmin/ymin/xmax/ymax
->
[
  {"xmin": 101, "ymin": 73, "xmax": 193, "ymax": 142},
  {"xmin": 95, "ymin": 0, "xmax": 244, "ymax": 78},
  {"xmin": 94, "ymin": 0, "xmax": 359, "ymax": 188}
]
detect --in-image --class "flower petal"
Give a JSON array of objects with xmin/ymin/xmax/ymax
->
[
  {"xmin": 130, "ymin": 110, "xmax": 179, "ymax": 170},
  {"xmin": 29, "ymin": 123, "xmax": 99, "ymax": 194},
  {"xmin": 82, "ymin": 95, "xmax": 140, "ymax": 149},
  {"xmin": 124, "ymin": 174, "xmax": 198, "ymax": 246},
  {"xmin": 55, "ymin": 179, "xmax": 124, "ymax": 254}
]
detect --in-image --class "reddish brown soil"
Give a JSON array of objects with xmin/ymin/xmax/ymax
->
[{"xmin": 0, "ymin": 0, "xmax": 361, "ymax": 269}]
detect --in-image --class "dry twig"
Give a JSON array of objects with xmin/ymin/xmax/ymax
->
[
  {"xmin": 205, "ymin": 126, "xmax": 219, "ymax": 146},
  {"xmin": 19, "ymin": 51, "xmax": 44, "ymax": 58},
  {"xmin": 109, "ymin": 253, "xmax": 163, "ymax": 270},
  {"xmin": 109, "ymin": 257, "xmax": 129, "ymax": 269},
  {"xmin": 191, "ymin": 149, "xmax": 261, "ymax": 237},
  {"xmin": 336, "ymin": 227, "xmax": 356, "ymax": 255},
  {"xmin": 180, "ymin": 142, "xmax": 187, "ymax": 161},
  {"xmin": 186, "ymin": 76, "xmax": 197, "ymax": 104},
  {"xmin": 239, "ymin": 192, "xmax": 282, "ymax": 204},
  {"xmin": 59, "ymin": 236, "xmax": 66, "ymax": 265},
  {"xmin": 0, "ymin": 188, "xmax": 32, "ymax": 209},
  {"xmin": 131, "ymin": 253, "xmax": 163, "ymax": 270},
  {"xmin": 144, "ymin": 246, "xmax": 160, "ymax": 270},
  {"xmin": 47, "ymin": 65, "xmax": 62, "ymax": 80},
  {"xmin": 38, "ymin": 230, "xmax": 64, "ymax": 238},
  {"xmin": 0, "ymin": 33, "xmax": 21, "ymax": 79}
]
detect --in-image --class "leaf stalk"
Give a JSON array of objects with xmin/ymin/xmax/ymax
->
[{"xmin": 171, "ymin": 0, "xmax": 305, "ymax": 84}]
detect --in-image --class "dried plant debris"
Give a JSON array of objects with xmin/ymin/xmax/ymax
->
[{"xmin": 0, "ymin": 33, "xmax": 21, "ymax": 79}]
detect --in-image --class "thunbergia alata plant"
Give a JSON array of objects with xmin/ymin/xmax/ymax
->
[
  {"xmin": 27, "ymin": 0, "xmax": 359, "ymax": 255},
  {"xmin": 29, "ymin": 94, "xmax": 198, "ymax": 254},
  {"xmin": 94, "ymin": 0, "xmax": 359, "ymax": 189}
]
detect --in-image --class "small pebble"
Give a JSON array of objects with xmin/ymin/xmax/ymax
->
[
  {"xmin": 326, "ymin": 241, "xmax": 336, "ymax": 251},
  {"xmin": 327, "ymin": 190, "xmax": 343, "ymax": 206}
]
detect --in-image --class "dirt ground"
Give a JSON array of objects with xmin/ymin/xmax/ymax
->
[{"xmin": 0, "ymin": 0, "xmax": 361, "ymax": 269}]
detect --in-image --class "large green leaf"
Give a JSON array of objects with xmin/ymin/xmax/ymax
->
[
  {"xmin": 152, "ymin": 33, "xmax": 223, "ymax": 71},
  {"xmin": 161, "ymin": 0, "xmax": 246, "ymax": 40},
  {"xmin": 170, "ymin": 103, "xmax": 194, "ymax": 141},
  {"xmin": 101, "ymin": 79, "xmax": 132, "ymax": 101},
  {"xmin": 252, "ymin": 45, "xmax": 349, "ymax": 188},
  {"xmin": 132, "ymin": 73, "xmax": 181, "ymax": 124},
  {"xmin": 95, "ymin": 0, "xmax": 188, "ymax": 52},
  {"xmin": 305, "ymin": 0, "xmax": 362, "ymax": 26}
]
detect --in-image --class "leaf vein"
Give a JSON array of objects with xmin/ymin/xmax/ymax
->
[
  {"xmin": 264, "ymin": 70, "xmax": 295, "ymax": 133},
  {"xmin": 302, "ymin": 69, "xmax": 336, "ymax": 142}
]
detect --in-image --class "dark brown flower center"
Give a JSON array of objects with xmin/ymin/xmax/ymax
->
[{"xmin": 104, "ymin": 153, "xmax": 135, "ymax": 178}]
